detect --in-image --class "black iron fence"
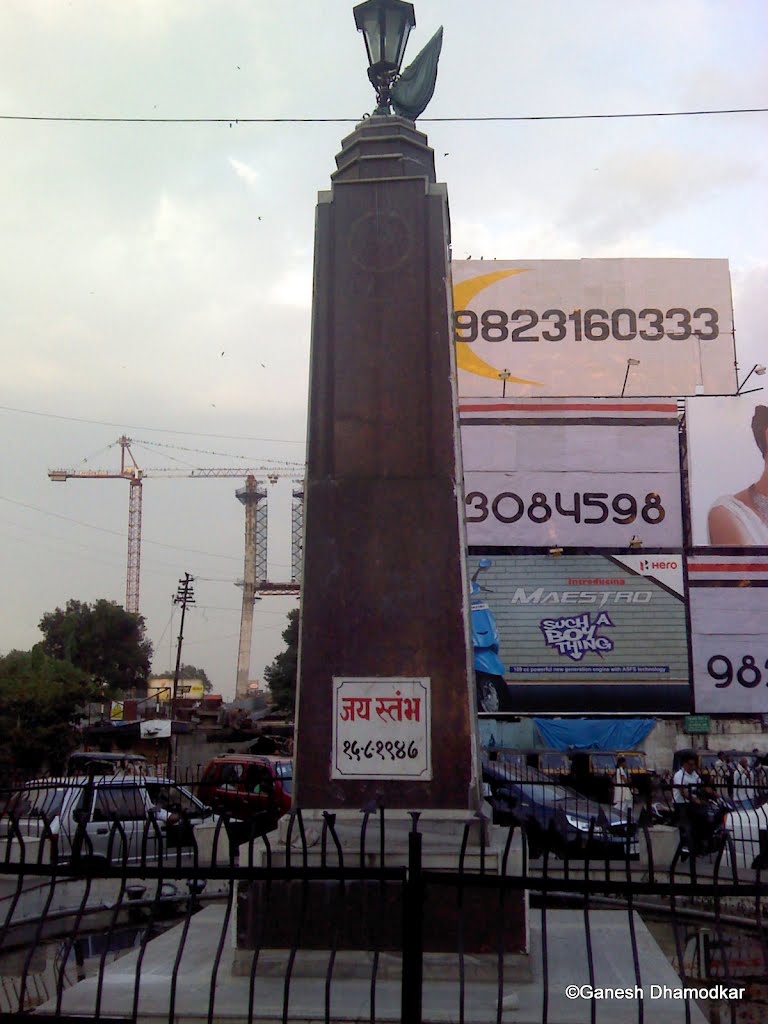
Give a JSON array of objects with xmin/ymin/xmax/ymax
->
[{"xmin": 1, "ymin": 775, "xmax": 767, "ymax": 1024}]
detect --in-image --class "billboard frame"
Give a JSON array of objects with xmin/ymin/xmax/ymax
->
[
  {"xmin": 453, "ymin": 258, "xmax": 737, "ymax": 398},
  {"xmin": 460, "ymin": 397, "xmax": 687, "ymax": 550},
  {"xmin": 468, "ymin": 547, "xmax": 692, "ymax": 716},
  {"xmin": 687, "ymin": 547, "xmax": 768, "ymax": 716}
]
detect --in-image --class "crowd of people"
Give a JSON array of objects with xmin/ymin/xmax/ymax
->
[{"xmin": 710, "ymin": 749, "xmax": 768, "ymax": 799}]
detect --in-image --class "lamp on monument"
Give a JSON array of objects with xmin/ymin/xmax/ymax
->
[
  {"xmin": 354, "ymin": 0, "xmax": 443, "ymax": 119},
  {"xmin": 354, "ymin": 0, "xmax": 415, "ymax": 114}
]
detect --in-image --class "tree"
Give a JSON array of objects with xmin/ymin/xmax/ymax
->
[
  {"xmin": 153, "ymin": 664, "xmax": 214, "ymax": 694},
  {"xmin": 38, "ymin": 599, "xmax": 153, "ymax": 694},
  {"xmin": 0, "ymin": 648, "xmax": 99, "ymax": 777},
  {"xmin": 264, "ymin": 608, "xmax": 299, "ymax": 712}
]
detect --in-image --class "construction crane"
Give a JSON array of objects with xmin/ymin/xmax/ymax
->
[{"xmin": 48, "ymin": 435, "xmax": 303, "ymax": 615}]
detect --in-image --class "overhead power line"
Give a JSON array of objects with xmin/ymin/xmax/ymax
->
[
  {"xmin": 0, "ymin": 106, "xmax": 765, "ymax": 125},
  {"xmin": 0, "ymin": 403, "xmax": 306, "ymax": 446},
  {"xmin": 0, "ymin": 494, "xmax": 241, "ymax": 561}
]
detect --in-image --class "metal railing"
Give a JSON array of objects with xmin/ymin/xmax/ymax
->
[{"xmin": 1, "ymin": 775, "xmax": 767, "ymax": 1024}]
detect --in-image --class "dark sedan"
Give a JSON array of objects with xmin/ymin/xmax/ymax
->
[{"xmin": 483, "ymin": 761, "xmax": 637, "ymax": 859}]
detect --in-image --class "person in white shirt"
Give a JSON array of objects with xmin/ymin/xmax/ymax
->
[
  {"xmin": 612, "ymin": 757, "xmax": 632, "ymax": 819},
  {"xmin": 672, "ymin": 755, "xmax": 707, "ymax": 852},
  {"xmin": 672, "ymin": 756, "xmax": 702, "ymax": 805}
]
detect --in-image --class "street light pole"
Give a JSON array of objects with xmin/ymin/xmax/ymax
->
[
  {"xmin": 167, "ymin": 572, "xmax": 195, "ymax": 776},
  {"xmin": 621, "ymin": 358, "xmax": 640, "ymax": 398}
]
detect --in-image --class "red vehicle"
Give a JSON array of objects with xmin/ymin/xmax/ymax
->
[{"xmin": 197, "ymin": 754, "xmax": 292, "ymax": 837}]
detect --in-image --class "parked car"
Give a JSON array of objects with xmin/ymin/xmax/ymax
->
[
  {"xmin": 483, "ymin": 762, "xmax": 637, "ymax": 859},
  {"xmin": 66, "ymin": 751, "xmax": 148, "ymax": 776},
  {"xmin": 723, "ymin": 798, "xmax": 768, "ymax": 870},
  {"xmin": 197, "ymin": 755, "xmax": 292, "ymax": 841},
  {"xmin": 490, "ymin": 749, "xmax": 570, "ymax": 782},
  {"xmin": 2, "ymin": 774, "xmax": 214, "ymax": 864}
]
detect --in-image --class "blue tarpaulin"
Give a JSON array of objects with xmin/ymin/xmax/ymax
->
[{"xmin": 533, "ymin": 718, "xmax": 655, "ymax": 751}]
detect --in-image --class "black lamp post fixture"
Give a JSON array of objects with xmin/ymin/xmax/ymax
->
[
  {"xmin": 736, "ymin": 363, "xmax": 767, "ymax": 396},
  {"xmin": 621, "ymin": 357, "xmax": 640, "ymax": 398},
  {"xmin": 354, "ymin": 0, "xmax": 415, "ymax": 115}
]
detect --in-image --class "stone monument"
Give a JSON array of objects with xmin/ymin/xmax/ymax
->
[
  {"xmin": 236, "ymin": 2, "xmax": 527, "ymax": 977},
  {"xmin": 292, "ymin": 1, "xmax": 480, "ymax": 816}
]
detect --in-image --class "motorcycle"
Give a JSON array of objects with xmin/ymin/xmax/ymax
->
[
  {"xmin": 675, "ymin": 794, "xmax": 734, "ymax": 858},
  {"xmin": 471, "ymin": 558, "xmax": 508, "ymax": 714}
]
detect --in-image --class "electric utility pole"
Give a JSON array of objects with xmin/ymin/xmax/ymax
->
[{"xmin": 168, "ymin": 572, "xmax": 195, "ymax": 775}]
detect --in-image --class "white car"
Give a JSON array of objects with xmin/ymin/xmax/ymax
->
[
  {"xmin": 723, "ymin": 798, "xmax": 768, "ymax": 870},
  {"xmin": 3, "ymin": 775, "xmax": 216, "ymax": 865}
]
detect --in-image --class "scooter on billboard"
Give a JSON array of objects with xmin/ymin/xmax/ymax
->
[{"xmin": 471, "ymin": 558, "xmax": 509, "ymax": 714}]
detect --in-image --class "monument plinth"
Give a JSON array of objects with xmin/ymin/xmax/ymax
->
[{"xmin": 293, "ymin": 115, "xmax": 479, "ymax": 811}]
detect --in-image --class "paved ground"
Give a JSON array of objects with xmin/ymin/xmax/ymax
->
[{"xmin": 38, "ymin": 905, "xmax": 708, "ymax": 1023}]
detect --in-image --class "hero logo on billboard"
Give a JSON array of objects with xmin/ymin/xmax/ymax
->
[
  {"xmin": 461, "ymin": 398, "xmax": 683, "ymax": 547},
  {"xmin": 452, "ymin": 258, "xmax": 735, "ymax": 398},
  {"xmin": 540, "ymin": 611, "xmax": 614, "ymax": 661},
  {"xmin": 616, "ymin": 554, "xmax": 685, "ymax": 596}
]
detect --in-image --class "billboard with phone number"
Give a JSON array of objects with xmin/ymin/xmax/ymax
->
[
  {"xmin": 452, "ymin": 258, "xmax": 735, "ymax": 398},
  {"xmin": 689, "ymin": 551, "xmax": 768, "ymax": 713},
  {"xmin": 460, "ymin": 398, "xmax": 683, "ymax": 548},
  {"xmin": 468, "ymin": 553, "xmax": 691, "ymax": 714}
]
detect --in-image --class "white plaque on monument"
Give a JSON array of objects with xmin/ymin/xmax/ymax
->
[{"xmin": 331, "ymin": 677, "xmax": 432, "ymax": 780}]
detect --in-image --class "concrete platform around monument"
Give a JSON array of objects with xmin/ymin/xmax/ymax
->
[
  {"xmin": 271, "ymin": 807, "xmax": 522, "ymax": 870},
  {"xmin": 39, "ymin": 904, "xmax": 707, "ymax": 1023}
]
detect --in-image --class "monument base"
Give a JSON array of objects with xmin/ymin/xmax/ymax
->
[{"xmin": 234, "ymin": 808, "xmax": 529, "ymax": 978}]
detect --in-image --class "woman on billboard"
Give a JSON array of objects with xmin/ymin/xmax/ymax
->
[{"xmin": 708, "ymin": 405, "xmax": 768, "ymax": 544}]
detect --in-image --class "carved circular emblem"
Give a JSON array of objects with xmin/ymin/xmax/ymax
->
[{"xmin": 348, "ymin": 211, "xmax": 413, "ymax": 272}]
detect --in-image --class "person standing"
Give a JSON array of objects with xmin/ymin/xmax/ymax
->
[
  {"xmin": 712, "ymin": 751, "xmax": 733, "ymax": 798},
  {"xmin": 733, "ymin": 756, "xmax": 755, "ymax": 802},
  {"xmin": 613, "ymin": 756, "xmax": 632, "ymax": 819},
  {"xmin": 672, "ymin": 755, "xmax": 705, "ymax": 851}
]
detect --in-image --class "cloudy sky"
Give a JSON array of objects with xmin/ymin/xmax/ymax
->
[{"xmin": 0, "ymin": 0, "xmax": 766, "ymax": 699}]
